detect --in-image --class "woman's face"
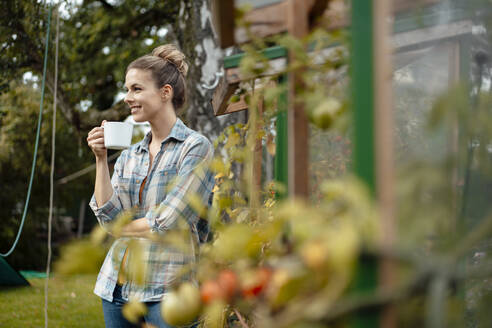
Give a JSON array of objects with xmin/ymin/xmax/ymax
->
[{"xmin": 124, "ymin": 68, "xmax": 164, "ymax": 123}]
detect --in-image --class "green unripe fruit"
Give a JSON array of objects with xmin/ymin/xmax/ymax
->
[
  {"xmin": 229, "ymin": 94, "xmax": 240, "ymax": 104},
  {"xmin": 312, "ymin": 97, "xmax": 342, "ymax": 130},
  {"xmin": 161, "ymin": 282, "xmax": 202, "ymax": 326}
]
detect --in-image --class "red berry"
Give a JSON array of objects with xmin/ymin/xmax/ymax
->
[
  {"xmin": 241, "ymin": 267, "xmax": 273, "ymax": 298},
  {"xmin": 201, "ymin": 280, "xmax": 225, "ymax": 304},
  {"xmin": 218, "ymin": 269, "xmax": 239, "ymax": 300}
]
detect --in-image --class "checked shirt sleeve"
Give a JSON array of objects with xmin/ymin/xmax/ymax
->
[
  {"xmin": 145, "ymin": 135, "xmax": 214, "ymax": 233},
  {"xmin": 89, "ymin": 153, "xmax": 126, "ymax": 227}
]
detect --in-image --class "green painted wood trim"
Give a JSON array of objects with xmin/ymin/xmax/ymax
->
[
  {"xmin": 351, "ymin": 1, "xmax": 378, "ymax": 327},
  {"xmin": 351, "ymin": 1, "xmax": 375, "ymax": 194},
  {"xmin": 274, "ymin": 74, "xmax": 288, "ymax": 199},
  {"xmin": 223, "ymin": 45, "xmax": 288, "ymax": 69}
]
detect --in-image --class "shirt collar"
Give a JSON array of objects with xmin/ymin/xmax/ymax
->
[{"xmin": 136, "ymin": 118, "xmax": 190, "ymax": 153}]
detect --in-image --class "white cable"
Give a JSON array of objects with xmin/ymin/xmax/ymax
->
[{"xmin": 44, "ymin": 6, "xmax": 60, "ymax": 328}]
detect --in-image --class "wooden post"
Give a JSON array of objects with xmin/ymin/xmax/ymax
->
[
  {"xmin": 253, "ymin": 98, "xmax": 264, "ymax": 193},
  {"xmin": 373, "ymin": 0, "xmax": 396, "ymax": 327},
  {"xmin": 287, "ymin": 0, "xmax": 310, "ymax": 198},
  {"xmin": 210, "ymin": 0, "xmax": 235, "ymax": 48}
]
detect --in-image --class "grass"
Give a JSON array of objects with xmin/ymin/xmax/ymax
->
[{"xmin": 0, "ymin": 274, "xmax": 103, "ymax": 327}]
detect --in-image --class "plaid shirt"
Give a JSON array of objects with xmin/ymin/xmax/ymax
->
[{"xmin": 89, "ymin": 119, "xmax": 214, "ymax": 302}]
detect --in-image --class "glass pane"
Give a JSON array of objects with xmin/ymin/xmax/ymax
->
[
  {"xmin": 394, "ymin": 43, "xmax": 451, "ymax": 164},
  {"xmin": 309, "ymin": 126, "xmax": 352, "ymax": 203},
  {"xmin": 308, "ymin": 46, "xmax": 352, "ymax": 203},
  {"xmin": 392, "ymin": 0, "xmax": 492, "ymax": 325}
]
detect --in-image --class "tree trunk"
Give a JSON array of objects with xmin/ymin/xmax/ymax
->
[{"xmin": 173, "ymin": 0, "xmax": 246, "ymax": 139}]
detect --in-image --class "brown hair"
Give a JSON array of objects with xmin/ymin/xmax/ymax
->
[{"xmin": 127, "ymin": 44, "xmax": 189, "ymax": 110}]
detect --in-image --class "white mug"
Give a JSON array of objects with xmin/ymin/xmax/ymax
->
[{"xmin": 104, "ymin": 121, "xmax": 133, "ymax": 150}]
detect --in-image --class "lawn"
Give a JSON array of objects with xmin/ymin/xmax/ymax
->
[{"xmin": 0, "ymin": 274, "xmax": 103, "ymax": 327}]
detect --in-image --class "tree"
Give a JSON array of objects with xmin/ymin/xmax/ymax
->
[
  {"xmin": 0, "ymin": 81, "xmax": 96, "ymax": 269},
  {"xmin": 1, "ymin": 0, "xmax": 243, "ymax": 136}
]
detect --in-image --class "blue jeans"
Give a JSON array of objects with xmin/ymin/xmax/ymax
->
[{"xmin": 101, "ymin": 284, "xmax": 173, "ymax": 328}]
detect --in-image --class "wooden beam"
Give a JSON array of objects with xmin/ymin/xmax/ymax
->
[
  {"xmin": 210, "ymin": 0, "xmax": 235, "ymax": 48},
  {"xmin": 211, "ymin": 57, "xmax": 287, "ymax": 116},
  {"xmin": 308, "ymin": 0, "xmax": 330, "ymax": 26},
  {"xmin": 211, "ymin": 74, "xmax": 240, "ymax": 116},
  {"xmin": 287, "ymin": 0, "xmax": 310, "ymax": 198},
  {"xmin": 230, "ymin": 0, "xmax": 443, "ymax": 46},
  {"xmin": 374, "ymin": 0, "xmax": 396, "ymax": 327},
  {"xmin": 253, "ymin": 98, "xmax": 264, "ymax": 192},
  {"xmin": 317, "ymin": 0, "xmax": 349, "ymax": 31},
  {"xmin": 222, "ymin": 96, "xmax": 249, "ymax": 116},
  {"xmin": 235, "ymin": 1, "xmax": 288, "ymax": 45}
]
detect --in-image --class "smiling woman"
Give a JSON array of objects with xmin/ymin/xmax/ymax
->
[{"xmin": 85, "ymin": 44, "xmax": 215, "ymax": 328}]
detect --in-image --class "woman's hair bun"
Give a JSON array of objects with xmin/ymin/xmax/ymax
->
[{"xmin": 152, "ymin": 44, "xmax": 189, "ymax": 77}]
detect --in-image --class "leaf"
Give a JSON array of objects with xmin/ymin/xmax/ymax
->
[
  {"xmin": 213, "ymin": 224, "xmax": 258, "ymax": 261},
  {"xmin": 217, "ymin": 195, "xmax": 233, "ymax": 210},
  {"xmin": 122, "ymin": 298, "xmax": 148, "ymax": 324},
  {"xmin": 210, "ymin": 158, "xmax": 227, "ymax": 175},
  {"xmin": 229, "ymin": 147, "xmax": 246, "ymax": 162},
  {"xmin": 266, "ymin": 134, "xmax": 276, "ymax": 156},
  {"xmin": 127, "ymin": 239, "xmax": 148, "ymax": 285},
  {"xmin": 110, "ymin": 209, "xmax": 134, "ymax": 237},
  {"xmin": 187, "ymin": 192, "xmax": 208, "ymax": 217},
  {"xmin": 54, "ymin": 239, "xmax": 106, "ymax": 275},
  {"xmin": 264, "ymin": 198, "xmax": 276, "ymax": 208},
  {"xmin": 236, "ymin": 209, "xmax": 250, "ymax": 223},
  {"xmin": 224, "ymin": 132, "xmax": 241, "ymax": 150},
  {"xmin": 203, "ymin": 300, "xmax": 226, "ymax": 328},
  {"xmin": 90, "ymin": 225, "xmax": 107, "ymax": 245}
]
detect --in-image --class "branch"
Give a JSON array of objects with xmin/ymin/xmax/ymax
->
[
  {"xmin": 45, "ymin": 72, "xmax": 75, "ymax": 125},
  {"xmin": 233, "ymin": 308, "xmax": 250, "ymax": 328},
  {"xmin": 79, "ymin": 101, "xmax": 130, "ymax": 131},
  {"xmin": 44, "ymin": 70, "xmax": 130, "ymax": 131}
]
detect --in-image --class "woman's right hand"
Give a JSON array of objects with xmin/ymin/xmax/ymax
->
[{"xmin": 87, "ymin": 120, "xmax": 107, "ymax": 159}]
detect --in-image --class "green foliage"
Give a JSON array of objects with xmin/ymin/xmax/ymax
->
[
  {"xmin": 0, "ymin": 81, "xmax": 95, "ymax": 269},
  {"xmin": 1, "ymin": 0, "xmax": 186, "ymax": 130},
  {"xmin": 58, "ymin": 0, "xmax": 181, "ymax": 111},
  {"xmin": 1, "ymin": 0, "xmax": 196, "ymax": 269}
]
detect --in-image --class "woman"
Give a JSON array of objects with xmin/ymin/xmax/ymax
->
[{"xmin": 87, "ymin": 44, "xmax": 215, "ymax": 328}]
